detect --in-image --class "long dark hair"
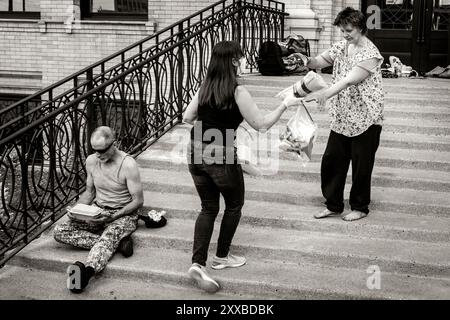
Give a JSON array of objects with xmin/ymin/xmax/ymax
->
[{"xmin": 198, "ymin": 41, "xmax": 244, "ymax": 110}]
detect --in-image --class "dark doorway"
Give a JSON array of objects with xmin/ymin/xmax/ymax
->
[{"xmin": 362, "ymin": 0, "xmax": 450, "ymax": 73}]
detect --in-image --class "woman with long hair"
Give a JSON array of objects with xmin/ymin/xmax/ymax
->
[{"xmin": 183, "ymin": 40, "xmax": 299, "ymax": 293}]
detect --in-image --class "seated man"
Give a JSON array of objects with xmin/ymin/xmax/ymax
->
[{"xmin": 54, "ymin": 126, "xmax": 144, "ymax": 293}]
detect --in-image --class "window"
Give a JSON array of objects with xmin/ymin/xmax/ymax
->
[
  {"xmin": 81, "ymin": 0, "xmax": 148, "ymax": 21},
  {"xmin": 0, "ymin": 0, "xmax": 40, "ymax": 19}
]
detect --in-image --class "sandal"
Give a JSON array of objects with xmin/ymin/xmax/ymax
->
[
  {"xmin": 342, "ymin": 211, "xmax": 367, "ymax": 222},
  {"xmin": 314, "ymin": 208, "xmax": 339, "ymax": 219}
]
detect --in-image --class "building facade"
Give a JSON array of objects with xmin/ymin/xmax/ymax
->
[{"xmin": 0, "ymin": 0, "xmax": 449, "ymax": 103}]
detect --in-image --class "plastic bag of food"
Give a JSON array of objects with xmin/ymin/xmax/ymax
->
[{"xmin": 279, "ymin": 102, "xmax": 317, "ymax": 164}]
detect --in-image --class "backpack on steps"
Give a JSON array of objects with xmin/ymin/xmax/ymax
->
[{"xmin": 257, "ymin": 41, "xmax": 285, "ymax": 76}]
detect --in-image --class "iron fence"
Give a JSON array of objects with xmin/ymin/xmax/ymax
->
[{"xmin": 0, "ymin": 0, "xmax": 287, "ymax": 265}]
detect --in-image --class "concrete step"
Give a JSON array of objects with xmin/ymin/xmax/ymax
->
[
  {"xmin": 137, "ymin": 156, "xmax": 450, "ymax": 193},
  {"xmin": 255, "ymin": 103, "xmax": 450, "ymax": 124},
  {"xmin": 7, "ymin": 236, "xmax": 450, "ymax": 299},
  {"xmin": 138, "ymin": 167, "xmax": 450, "ymax": 217},
  {"xmin": 140, "ymin": 191, "xmax": 450, "ymax": 244},
  {"xmin": 241, "ymin": 73, "xmax": 450, "ymax": 91},
  {"xmin": 246, "ymin": 85, "xmax": 450, "ymax": 106},
  {"xmin": 142, "ymin": 133, "xmax": 450, "ymax": 172},
  {"xmin": 0, "ymin": 265, "xmax": 248, "ymax": 300},
  {"xmin": 254, "ymin": 102, "xmax": 450, "ymax": 123},
  {"xmin": 139, "ymin": 131, "xmax": 450, "ymax": 172},
  {"xmin": 139, "ymin": 147, "xmax": 450, "ymax": 184},
  {"xmin": 128, "ymin": 218, "xmax": 450, "ymax": 278},
  {"xmin": 158, "ymin": 123, "xmax": 450, "ymax": 154}
]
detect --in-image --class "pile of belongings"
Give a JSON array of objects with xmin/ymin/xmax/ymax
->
[
  {"xmin": 279, "ymin": 34, "xmax": 310, "ymax": 75},
  {"xmin": 276, "ymin": 71, "xmax": 328, "ymax": 164},
  {"xmin": 425, "ymin": 65, "xmax": 450, "ymax": 78},
  {"xmin": 381, "ymin": 56, "xmax": 419, "ymax": 78}
]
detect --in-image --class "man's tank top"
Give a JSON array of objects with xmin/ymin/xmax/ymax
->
[{"xmin": 92, "ymin": 150, "xmax": 132, "ymax": 209}]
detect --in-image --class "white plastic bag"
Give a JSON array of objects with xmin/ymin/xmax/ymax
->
[{"xmin": 279, "ymin": 102, "xmax": 317, "ymax": 164}]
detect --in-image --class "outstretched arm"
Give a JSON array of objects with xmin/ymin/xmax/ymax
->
[
  {"xmin": 305, "ymin": 52, "xmax": 334, "ymax": 70},
  {"xmin": 305, "ymin": 58, "xmax": 378, "ymax": 108},
  {"xmin": 235, "ymin": 86, "xmax": 299, "ymax": 131}
]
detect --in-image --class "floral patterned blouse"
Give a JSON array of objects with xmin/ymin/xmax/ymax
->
[{"xmin": 321, "ymin": 38, "xmax": 385, "ymax": 137}]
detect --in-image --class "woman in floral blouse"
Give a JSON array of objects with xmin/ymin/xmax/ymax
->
[{"xmin": 304, "ymin": 7, "xmax": 384, "ymax": 221}]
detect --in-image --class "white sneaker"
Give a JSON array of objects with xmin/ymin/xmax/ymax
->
[
  {"xmin": 188, "ymin": 263, "xmax": 220, "ymax": 293},
  {"xmin": 211, "ymin": 254, "xmax": 246, "ymax": 270}
]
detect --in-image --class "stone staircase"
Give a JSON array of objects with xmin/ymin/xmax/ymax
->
[{"xmin": 1, "ymin": 74, "xmax": 449, "ymax": 300}]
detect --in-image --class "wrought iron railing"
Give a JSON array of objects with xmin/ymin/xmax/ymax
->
[{"xmin": 0, "ymin": 0, "xmax": 287, "ymax": 266}]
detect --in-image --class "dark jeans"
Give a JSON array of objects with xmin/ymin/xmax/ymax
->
[
  {"xmin": 321, "ymin": 125, "xmax": 382, "ymax": 214},
  {"xmin": 188, "ymin": 162, "xmax": 245, "ymax": 267}
]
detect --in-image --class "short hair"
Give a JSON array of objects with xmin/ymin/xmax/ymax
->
[
  {"xmin": 91, "ymin": 126, "xmax": 115, "ymax": 144},
  {"xmin": 333, "ymin": 7, "xmax": 367, "ymax": 34}
]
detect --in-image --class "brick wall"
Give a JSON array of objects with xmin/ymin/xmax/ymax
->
[{"xmin": 0, "ymin": 0, "xmax": 153, "ymax": 93}]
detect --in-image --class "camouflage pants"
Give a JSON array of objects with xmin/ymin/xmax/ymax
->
[{"xmin": 53, "ymin": 213, "xmax": 138, "ymax": 273}]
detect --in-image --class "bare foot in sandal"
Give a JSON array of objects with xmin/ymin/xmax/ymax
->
[
  {"xmin": 342, "ymin": 210, "xmax": 367, "ymax": 222},
  {"xmin": 314, "ymin": 208, "xmax": 339, "ymax": 219}
]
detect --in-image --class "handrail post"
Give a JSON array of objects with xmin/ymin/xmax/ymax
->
[
  {"xmin": 235, "ymin": 0, "xmax": 242, "ymax": 44},
  {"xmin": 177, "ymin": 22, "xmax": 184, "ymax": 123},
  {"xmin": 86, "ymin": 69, "xmax": 95, "ymax": 154},
  {"xmin": 19, "ymin": 102, "xmax": 28, "ymax": 244},
  {"xmin": 48, "ymin": 89, "xmax": 56, "ymax": 222},
  {"xmin": 73, "ymin": 77, "xmax": 80, "ymax": 196},
  {"xmin": 281, "ymin": 2, "xmax": 285, "ymax": 41}
]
